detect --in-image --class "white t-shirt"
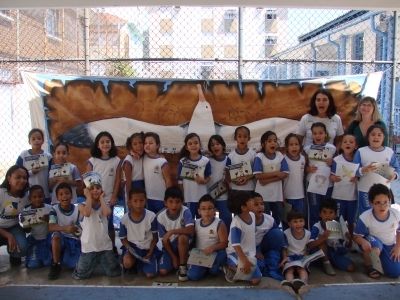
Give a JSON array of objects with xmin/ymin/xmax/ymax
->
[
  {"xmin": 157, "ymin": 206, "xmax": 194, "ymax": 243},
  {"xmin": 284, "ymin": 228, "xmax": 312, "ymax": 256},
  {"xmin": 227, "ymin": 212, "xmax": 256, "ymax": 257},
  {"xmin": 297, "ymin": 114, "xmax": 344, "ymax": 146},
  {"xmin": 195, "ymin": 217, "xmax": 222, "ymax": 250},
  {"xmin": 143, "ymin": 155, "xmax": 168, "ymax": 201},
  {"xmin": 304, "ymin": 143, "xmax": 336, "ymax": 185},
  {"xmin": 123, "ymin": 155, "xmax": 144, "ymax": 182},
  {"xmin": 226, "ymin": 149, "xmax": 256, "ymax": 191},
  {"xmin": 283, "ymin": 154, "xmax": 306, "ymax": 200},
  {"xmin": 24, "ymin": 203, "xmax": 53, "ymax": 240},
  {"xmin": 0, "ymin": 188, "xmax": 29, "ymax": 228},
  {"xmin": 255, "ymin": 213, "xmax": 275, "ymax": 246},
  {"xmin": 331, "ymin": 154, "xmax": 357, "ymax": 201},
  {"xmin": 49, "ymin": 203, "xmax": 80, "ymax": 239}
]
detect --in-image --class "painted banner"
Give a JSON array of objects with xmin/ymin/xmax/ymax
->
[{"xmin": 21, "ymin": 71, "xmax": 382, "ymax": 173}]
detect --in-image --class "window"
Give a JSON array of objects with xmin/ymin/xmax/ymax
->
[
  {"xmin": 160, "ymin": 19, "xmax": 173, "ymax": 34},
  {"xmin": 201, "ymin": 45, "xmax": 214, "ymax": 58},
  {"xmin": 201, "ymin": 19, "xmax": 214, "ymax": 34},
  {"xmin": 160, "ymin": 45, "xmax": 174, "ymax": 58},
  {"xmin": 224, "ymin": 45, "xmax": 237, "ymax": 59},
  {"xmin": 224, "ymin": 9, "xmax": 238, "ymax": 33},
  {"xmin": 352, "ymin": 33, "xmax": 364, "ymax": 74},
  {"xmin": 46, "ymin": 9, "xmax": 61, "ymax": 38}
]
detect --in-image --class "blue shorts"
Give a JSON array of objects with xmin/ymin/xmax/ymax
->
[
  {"xmin": 147, "ymin": 199, "xmax": 165, "ymax": 214},
  {"xmin": 327, "ymin": 246, "xmax": 353, "ymax": 271},
  {"xmin": 336, "ymin": 200, "xmax": 357, "ymax": 225},
  {"xmin": 122, "ymin": 244, "xmax": 158, "ymax": 276},
  {"xmin": 358, "ymin": 191, "xmax": 371, "ymax": 215},
  {"xmin": 366, "ymin": 236, "xmax": 400, "ymax": 278},
  {"xmin": 26, "ymin": 234, "xmax": 52, "ymax": 269},
  {"xmin": 286, "ymin": 198, "xmax": 305, "ymax": 215},
  {"xmin": 226, "ymin": 253, "xmax": 262, "ymax": 281},
  {"xmin": 52, "ymin": 232, "xmax": 81, "ymax": 269}
]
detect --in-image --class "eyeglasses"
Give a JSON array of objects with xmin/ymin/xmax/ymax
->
[{"xmin": 373, "ymin": 201, "xmax": 390, "ymax": 207}]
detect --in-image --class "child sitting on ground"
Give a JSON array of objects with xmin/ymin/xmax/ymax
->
[
  {"xmin": 353, "ymin": 183, "xmax": 400, "ymax": 279},
  {"xmin": 308, "ymin": 199, "xmax": 354, "ymax": 276},
  {"xmin": 157, "ymin": 186, "xmax": 194, "ymax": 281},
  {"xmin": 72, "ymin": 173, "xmax": 121, "ymax": 279},
  {"xmin": 187, "ymin": 194, "xmax": 228, "ymax": 281},
  {"xmin": 224, "ymin": 190, "xmax": 262, "ymax": 285},
  {"xmin": 119, "ymin": 187, "xmax": 158, "ymax": 278},
  {"xmin": 48, "ymin": 182, "xmax": 82, "ymax": 280}
]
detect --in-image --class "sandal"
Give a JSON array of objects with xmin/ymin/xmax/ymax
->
[{"xmin": 366, "ymin": 266, "xmax": 381, "ymax": 279}]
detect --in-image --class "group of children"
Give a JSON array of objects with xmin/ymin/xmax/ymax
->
[{"xmin": 0, "ymin": 121, "xmax": 399, "ymax": 289}]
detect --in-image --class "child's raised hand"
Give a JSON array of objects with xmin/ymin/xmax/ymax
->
[{"xmin": 83, "ymin": 188, "xmax": 91, "ymax": 198}]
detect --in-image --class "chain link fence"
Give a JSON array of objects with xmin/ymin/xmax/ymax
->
[{"xmin": 0, "ymin": 6, "xmax": 399, "ymax": 180}]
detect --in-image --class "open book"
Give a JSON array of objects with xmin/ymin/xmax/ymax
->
[
  {"xmin": 283, "ymin": 249, "xmax": 325, "ymax": 272},
  {"xmin": 23, "ymin": 154, "xmax": 48, "ymax": 171},
  {"xmin": 19, "ymin": 207, "xmax": 49, "ymax": 228},
  {"xmin": 187, "ymin": 248, "xmax": 217, "ymax": 268},
  {"xmin": 208, "ymin": 180, "xmax": 228, "ymax": 199},
  {"xmin": 326, "ymin": 216, "xmax": 349, "ymax": 242},
  {"xmin": 180, "ymin": 162, "xmax": 205, "ymax": 181},
  {"xmin": 50, "ymin": 163, "xmax": 71, "ymax": 178},
  {"xmin": 227, "ymin": 161, "xmax": 253, "ymax": 181}
]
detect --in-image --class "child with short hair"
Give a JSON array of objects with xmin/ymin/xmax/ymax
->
[
  {"xmin": 224, "ymin": 190, "xmax": 262, "ymax": 285},
  {"xmin": 119, "ymin": 187, "xmax": 158, "ymax": 278},
  {"xmin": 16, "ymin": 128, "xmax": 52, "ymax": 203},
  {"xmin": 250, "ymin": 192, "xmax": 285, "ymax": 281},
  {"xmin": 280, "ymin": 211, "xmax": 311, "ymax": 290},
  {"xmin": 72, "ymin": 174, "xmax": 121, "ymax": 279},
  {"xmin": 24, "ymin": 185, "xmax": 54, "ymax": 269},
  {"xmin": 48, "ymin": 182, "xmax": 82, "ymax": 280},
  {"xmin": 308, "ymin": 200, "xmax": 354, "ymax": 276},
  {"xmin": 353, "ymin": 184, "xmax": 400, "ymax": 279},
  {"xmin": 157, "ymin": 186, "xmax": 194, "ymax": 281},
  {"xmin": 187, "ymin": 194, "xmax": 228, "ymax": 281}
]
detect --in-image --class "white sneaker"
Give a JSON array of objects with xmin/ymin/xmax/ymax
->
[
  {"xmin": 178, "ymin": 265, "xmax": 188, "ymax": 281},
  {"xmin": 223, "ymin": 265, "xmax": 236, "ymax": 283}
]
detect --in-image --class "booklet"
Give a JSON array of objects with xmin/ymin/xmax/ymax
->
[
  {"xmin": 227, "ymin": 161, "xmax": 253, "ymax": 181},
  {"xmin": 283, "ymin": 249, "xmax": 325, "ymax": 272},
  {"xmin": 19, "ymin": 207, "xmax": 48, "ymax": 228},
  {"xmin": 49, "ymin": 163, "xmax": 71, "ymax": 178},
  {"xmin": 372, "ymin": 163, "xmax": 395, "ymax": 180},
  {"xmin": 326, "ymin": 216, "xmax": 349, "ymax": 242},
  {"xmin": 233, "ymin": 256, "xmax": 257, "ymax": 281},
  {"xmin": 23, "ymin": 154, "xmax": 48, "ymax": 171},
  {"xmin": 307, "ymin": 145, "xmax": 334, "ymax": 162},
  {"xmin": 82, "ymin": 171, "xmax": 102, "ymax": 187},
  {"xmin": 180, "ymin": 162, "xmax": 205, "ymax": 181},
  {"xmin": 187, "ymin": 248, "xmax": 217, "ymax": 268},
  {"xmin": 307, "ymin": 165, "xmax": 331, "ymax": 195},
  {"xmin": 208, "ymin": 180, "xmax": 228, "ymax": 199}
]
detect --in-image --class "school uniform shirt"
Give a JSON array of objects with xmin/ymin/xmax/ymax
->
[
  {"xmin": 0, "ymin": 188, "xmax": 29, "ymax": 228},
  {"xmin": 49, "ymin": 163, "xmax": 81, "ymax": 204},
  {"xmin": 123, "ymin": 155, "xmax": 144, "ymax": 183},
  {"xmin": 283, "ymin": 154, "xmax": 306, "ymax": 200},
  {"xmin": 226, "ymin": 149, "xmax": 256, "ymax": 191},
  {"xmin": 143, "ymin": 154, "xmax": 168, "ymax": 201},
  {"xmin": 119, "ymin": 209, "xmax": 157, "ymax": 250},
  {"xmin": 354, "ymin": 208, "xmax": 400, "ymax": 246},
  {"xmin": 23, "ymin": 204, "xmax": 54, "ymax": 240},
  {"xmin": 353, "ymin": 146, "xmax": 399, "ymax": 193},
  {"xmin": 253, "ymin": 152, "xmax": 289, "ymax": 202},
  {"xmin": 195, "ymin": 217, "xmax": 222, "ymax": 250},
  {"xmin": 227, "ymin": 212, "xmax": 256, "ymax": 257},
  {"xmin": 49, "ymin": 203, "xmax": 80, "ymax": 239},
  {"xmin": 80, "ymin": 204, "xmax": 113, "ymax": 253},
  {"xmin": 88, "ymin": 157, "xmax": 120, "ymax": 204},
  {"xmin": 207, "ymin": 155, "xmax": 228, "ymax": 201},
  {"xmin": 157, "ymin": 206, "xmax": 194, "ymax": 243},
  {"xmin": 331, "ymin": 154, "xmax": 357, "ymax": 201},
  {"xmin": 310, "ymin": 221, "xmax": 344, "ymax": 249},
  {"xmin": 255, "ymin": 213, "xmax": 276, "ymax": 246},
  {"xmin": 177, "ymin": 156, "xmax": 211, "ymax": 203},
  {"xmin": 17, "ymin": 150, "xmax": 52, "ymax": 198},
  {"xmin": 283, "ymin": 228, "xmax": 312, "ymax": 256},
  {"xmin": 304, "ymin": 143, "xmax": 336, "ymax": 184},
  {"xmin": 297, "ymin": 114, "xmax": 344, "ymax": 146}
]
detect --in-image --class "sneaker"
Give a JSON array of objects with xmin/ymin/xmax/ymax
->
[
  {"xmin": 223, "ymin": 265, "xmax": 236, "ymax": 283},
  {"xmin": 322, "ymin": 261, "xmax": 336, "ymax": 276},
  {"xmin": 178, "ymin": 265, "xmax": 188, "ymax": 282},
  {"xmin": 48, "ymin": 263, "xmax": 62, "ymax": 280},
  {"xmin": 292, "ymin": 279, "xmax": 306, "ymax": 292},
  {"xmin": 9, "ymin": 256, "xmax": 21, "ymax": 266},
  {"xmin": 280, "ymin": 279, "xmax": 293, "ymax": 288}
]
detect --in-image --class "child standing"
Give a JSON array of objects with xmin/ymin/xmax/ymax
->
[
  {"xmin": 143, "ymin": 132, "xmax": 172, "ymax": 213},
  {"xmin": 280, "ymin": 211, "xmax": 312, "ymax": 290},
  {"xmin": 253, "ymin": 131, "xmax": 289, "ymax": 226},
  {"xmin": 250, "ymin": 192, "xmax": 285, "ymax": 281},
  {"xmin": 353, "ymin": 125, "xmax": 399, "ymax": 214},
  {"xmin": 308, "ymin": 200, "xmax": 354, "ymax": 276},
  {"xmin": 157, "ymin": 187, "xmax": 194, "ymax": 281},
  {"xmin": 226, "ymin": 126, "xmax": 256, "ymax": 192},
  {"xmin": 224, "ymin": 190, "xmax": 262, "ymax": 285},
  {"xmin": 72, "ymin": 175, "xmax": 121, "ymax": 279},
  {"xmin": 187, "ymin": 194, "xmax": 228, "ymax": 281},
  {"xmin": 304, "ymin": 122, "xmax": 336, "ymax": 227},
  {"xmin": 86, "ymin": 131, "xmax": 121, "ymax": 253},
  {"xmin": 49, "ymin": 143, "xmax": 83, "ymax": 205},
  {"xmin": 48, "ymin": 182, "xmax": 82, "ymax": 280},
  {"xmin": 330, "ymin": 134, "xmax": 358, "ymax": 236},
  {"xmin": 283, "ymin": 133, "xmax": 306, "ymax": 215},
  {"xmin": 0, "ymin": 165, "xmax": 29, "ymax": 266},
  {"xmin": 207, "ymin": 135, "xmax": 231, "ymax": 228},
  {"xmin": 353, "ymin": 184, "xmax": 400, "ymax": 278},
  {"xmin": 24, "ymin": 185, "xmax": 54, "ymax": 269},
  {"xmin": 123, "ymin": 132, "xmax": 145, "ymax": 199},
  {"xmin": 16, "ymin": 128, "xmax": 52, "ymax": 203},
  {"xmin": 178, "ymin": 133, "xmax": 211, "ymax": 218},
  {"xmin": 119, "ymin": 187, "xmax": 158, "ymax": 278}
]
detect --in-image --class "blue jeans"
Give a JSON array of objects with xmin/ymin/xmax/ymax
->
[
  {"xmin": 73, "ymin": 250, "xmax": 121, "ymax": 279},
  {"xmin": 0, "ymin": 225, "xmax": 27, "ymax": 257},
  {"xmin": 187, "ymin": 249, "xmax": 227, "ymax": 280}
]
